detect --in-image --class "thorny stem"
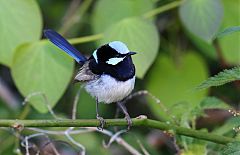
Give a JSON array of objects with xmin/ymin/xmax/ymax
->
[{"xmin": 0, "ymin": 116, "xmax": 236, "ymax": 145}]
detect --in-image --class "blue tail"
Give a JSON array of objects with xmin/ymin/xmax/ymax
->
[{"xmin": 44, "ymin": 29, "xmax": 87, "ymax": 63}]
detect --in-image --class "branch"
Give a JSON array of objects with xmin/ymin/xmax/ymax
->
[{"xmin": 0, "ymin": 116, "xmax": 236, "ymax": 145}]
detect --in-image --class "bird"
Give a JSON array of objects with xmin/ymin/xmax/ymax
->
[{"xmin": 44, "ymin": 29, "xmax": 136, "ymax": 130}]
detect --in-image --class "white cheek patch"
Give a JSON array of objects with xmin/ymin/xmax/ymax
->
[
  {"xmin": 93, "ymin": 50, "xmax": 98, "ymax": 63},
  {"xmin": 106, "ymin": 57, "xmax": 125, "ymax": 65}
]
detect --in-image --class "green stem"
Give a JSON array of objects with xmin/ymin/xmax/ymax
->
[
  {"xmin": 143, "ymin": 1, "xmax": 182, "ymax": 18},
  {"xmin": 0, "ymin": 117, "xmax": 235, "ymax": 145},
  {"xmin": 18, "ymin": 104, "xmax": 31, "ymax": 119},
  {"xmin": 68, "ymin": 33, "xmax": 103, "ymax": 45},
  {"xmin": 145, "ymin": 119, "xmax": 234, "ymax": 145}
]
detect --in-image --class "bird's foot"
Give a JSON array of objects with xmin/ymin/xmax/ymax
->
[
  {"xmin": 125, "ymin": 115, "xmax": 132, "ymax": 131},
  {"xmin": 96, "ymin": 116, "xmax": 106, "ymax": 130}
]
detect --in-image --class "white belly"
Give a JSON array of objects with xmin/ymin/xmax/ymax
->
[{"xmin": 84, "ymin": 74, "xmax": 135, "ymax": 103}]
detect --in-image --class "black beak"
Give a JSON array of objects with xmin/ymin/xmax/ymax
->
[{"xmin": 127, "ymin": 51, "xmax": 137, "ymax": 56}]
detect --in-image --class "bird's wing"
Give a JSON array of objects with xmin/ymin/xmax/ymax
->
[
  {"xmin": 44, "ymin": 29, "xmax": 87, "ymax": 63},
  {"xmin": 74, "ymin": 61, "xmax": 99, "ymax": 82}
]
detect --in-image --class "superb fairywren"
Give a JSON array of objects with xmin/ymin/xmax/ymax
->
[{"xmin": 44, "ymin": 29, "xmax": 136, "ymax": 130}]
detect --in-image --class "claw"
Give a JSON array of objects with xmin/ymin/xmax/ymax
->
[{"xmin": 97, "ymin": 116, "xmax": 106, "ymax": 130}]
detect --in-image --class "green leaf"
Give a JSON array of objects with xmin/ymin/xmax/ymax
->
[
  {"xmin": 178, "ymin": 130, "xmax": 208, "ymax": 155},
  {"xmin": 215, "ymin": 26, "xmax": 240, "ymax": 39},
  {"xmin": 179, "ymin": 0, "xmax": 223, "ymax": 42},
  {"xmin": 101, "ymin": 17, "xmax": 160, "ymax": 78},
  {"xmin": 214, "ymin": 117, "xmax": 240, "ymax": 135},
  {"xmin": 191, "ymin": 97, "xmax": 230, "ymax": 118},
  {"xmin": 0, "ymin": 0, "xmax": 42, "ymax": 66},
  {"xmin": 182, "ymin": 143, "xmax": 207, "ymax": 155},
  {"xmin": 92, "ymin": 0, "xmax": 154, "ymax": 33},
  {"xmin": 195, "ymin": 67, "xmax": 240, "ymax": 90},
  {"xmin": 221, "ymin": 142, "xmax": 240, "ymax": 155},
  {"xmin": 11, "ymin": 41, "xmax": 74, "ymax": 113},
  {"xmin": 200, "ymin": 97, "xmax": 230, "ymax": 109},
  {"xmin": 146, "ymin": 53, "xmax": 208, "ymax": 120},
  {"xmin": 219, "ymin": 0, "xmax": 240, "ymax": 64}
]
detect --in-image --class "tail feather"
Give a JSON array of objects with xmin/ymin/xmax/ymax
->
[{"xmin": 44, "ymin": 29, "xmax": 87, "ymax": 63}]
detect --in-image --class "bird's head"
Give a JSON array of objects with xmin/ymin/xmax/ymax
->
[{"xmin": 92, "ymin": 41, "xmax": 136, "ymax": 65}]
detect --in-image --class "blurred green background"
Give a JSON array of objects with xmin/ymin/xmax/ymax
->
[{"xmin": 0, "ymin": 0, "xmax": 239, "ymax": 154}]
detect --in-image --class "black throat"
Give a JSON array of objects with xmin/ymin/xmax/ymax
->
[{"xmin": 89, "ymin": 57, "xmax": 135, "ymax": 81}]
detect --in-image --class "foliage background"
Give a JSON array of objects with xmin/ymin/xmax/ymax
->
[{"xmin": 0, "ymin": 0, "xmax": 239, "ymax": 154}]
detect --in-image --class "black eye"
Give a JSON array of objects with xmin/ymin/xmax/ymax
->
[{"xmin": 116, "ymin": 53, "xmax": 126, "ymax": 58}]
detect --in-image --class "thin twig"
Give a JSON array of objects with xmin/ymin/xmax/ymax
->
[
  {"xmin": 22, "ymin": 92, "xmax": 60, "ymax": 119},
  {"xmin": 123, "ymin": 90, "xmax": 160, "ymax": 104},
  {"xmin": 26, "ymin": 126, "xmax": 142, "ymax": 155},
  {"xmin": 22, "ymin": 133, "xmax": 46, "ymax": 155},
  {"xmin": 65, "ymin": 128, "xmax": 86, "ymax": 155},
  {"xmin": 124, "ymin": 90, "xmax": 176, "ymax": 122},
  {"xmin": 68, "ymin": 33, "xmax": 103, "ymax": 45},
  {"xmin": 103, "ymin": 129, "xmax": 127, "ymax": 148},
  {"xmin": 86, "ymin": 127, "xmax": 142, "ymax": 155},
  {"xmin": 137, "ymin": 139, "xmax": 150, "ymax": 155},
  {"xmin": 26, "ymin": 127, "xmax": 142, "ymax": 155},
  {"xmin": 27, "ymin": 127, "xmax": 92, "ymax": 135},
  {"xmin": 72, "ymin": 86, "xmax": 83, "ymax": 120},
  {"xmin": 25, "ymin": 136, "xmax": 30, "ymax": 155},
  {"xmin": 116, "ymin": 138, "xmax": 142, "ymax": 155},
  {"xmin": 143, "ymin": 1, "xmax": 182, "ymax": 18}
]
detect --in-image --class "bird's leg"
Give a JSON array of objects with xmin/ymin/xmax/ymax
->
[
  {"xmin": 113, "ymin": 107, "xmax": 121, "ymax": 132},
  {"xmin": 117, "ymin": 101, "xmax": 132, "ymax": 130},
  {"xmin": 96, "ymin": 98, "xmax": 105, "ymax": 130}
]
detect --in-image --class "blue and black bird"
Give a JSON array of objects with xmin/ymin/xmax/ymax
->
[{"xmin": 44, "ymin": 29, "xmax": 136, "ymax": 130}]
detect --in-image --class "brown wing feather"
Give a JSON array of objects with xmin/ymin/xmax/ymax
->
[{"xmin": 74, "ymin": 61, "xmax": 99, "ymax": 82}]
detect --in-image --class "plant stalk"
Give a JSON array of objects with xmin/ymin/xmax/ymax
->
[
  {"xmin": 143, "ymin": 1, "xmax": 182, "ymax": 18},
  {"xmin": 68, "ymin": 33, "xmax": 103, "ymax": 44},
  {"xmin": 0, "ymin": 116, "xmax": 235, "ymax": 145}
]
